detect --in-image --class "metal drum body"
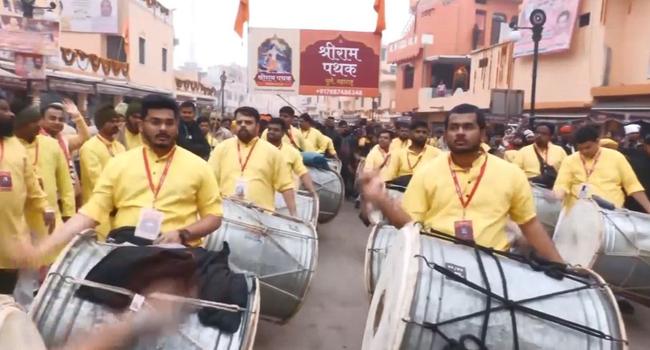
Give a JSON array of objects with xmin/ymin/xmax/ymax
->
[
  {"xmin": 306, "ymin": 167, "xmax": 344, "ymax": 223},
  {"xmin": 363, "ymin": 224, "xmax": 627, "ymax": 350},
  {"xmin": 205, "ymin": 199, "xmax": 318, "ymax": 323},
  {"xmin": 555, "ymin": 199, "xmax": 650, "ymax": 302},
  {"xmin": 364, "ymin": 224, "xmax": 399, "ymax": 295},
  {"xmin": 531, "ymin": 184, "xmax": 563, "ymax": 235},
  {"xmin": 30, "ymin": 234, "xmax": 260, "ymax": 350},
  {"xmin": 327, "ymin": 158, "xmax": 342, "ymax": 174},
  {"xmin": 274, "ymin": 190, "xmax": 319, "ymax": 227},
  {"xmin": 0, "ymin": 296, "xmax": 47, "ymax": 350}
]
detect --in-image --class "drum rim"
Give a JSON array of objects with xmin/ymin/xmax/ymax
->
[
  {"xmin": 364, "ymin": 224, "xmax": 381, "ymax": 296},
  {"xmin": 312, "ymin": 168, "xmax": 345, "ymax": 224},
  {"xmin": 582, "ymin": 268, "xmax": 629, "ymax": 348},
  {"xmin": 242, "ymin": 277, "xmax": 261, "ymax": 350}
]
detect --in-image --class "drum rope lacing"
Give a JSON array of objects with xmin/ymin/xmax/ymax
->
[{"xmin": 402, "ymin": 229, "xmax": 627, "ymax": 350}]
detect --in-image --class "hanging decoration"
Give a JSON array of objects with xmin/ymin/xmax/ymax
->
[
  {"xmin": 175, "ymin": 78, "xmax": 218, "ymax": 96},
  {"xmin": 58, "ymin": 47, "xmax": 130, "ymax": 78}
]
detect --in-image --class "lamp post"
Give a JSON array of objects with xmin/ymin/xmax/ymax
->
[
  {"xmin": 510, "ymin": 9, "xmax": 546, "ymax": 127},
  {"xmin": 219, "ymin": 71, "xmax": 227, "ymax": 117}
]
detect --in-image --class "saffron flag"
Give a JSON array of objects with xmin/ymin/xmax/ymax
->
[
  {"xmin": 234, "ymin": 0, "xmax": 249, "ymax": 38},
  {"xmin": 374, "ymin": 0, "xmax": 385, "ymax": 34}
]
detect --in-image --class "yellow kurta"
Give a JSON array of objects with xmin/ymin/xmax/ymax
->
[
  {"xmin": 554, "ymin": 147, "xmax": 644, "ymax": 209},
  {"xmin": 0, "ymin": 137, "xmax": 49, "ymax": 268},
  {"xmin": 515, "ymin": 144, "xmax": 567, "ymax": 178},
  {"xmin": 124, "ymin": 129, "xmax": 143, "ymax": 150},
  {"xmin": 81, "ymin": 146, "xmax": 223, "ymax": 244},
  {"xmin": 278, "ymin": 143, "xmax": 308, "ymax": 177},
  {"xmin": 261, "ymin": 125, "xmax": 306, "ymax": 151},
  {"xmin": 364, "ymin": 145, "xmax": 391, "ymax": 179},
  {"xmin": 300, "ymin": 127, "xmax": 329, "ymax": 153},
  {"xmin": 403, "ymin": 153, "xmax": 536, "ymax": 251},
  {"xmin": 389, "ymin": 137, "xmax": 411, "ymax": 153},
  {"xmin": 383, "ymin": 145, "xmax": 441, "ymax": 181},
  {"xmin": 209, "ymin": 137, "xmax": 294, "ymax": 211}
]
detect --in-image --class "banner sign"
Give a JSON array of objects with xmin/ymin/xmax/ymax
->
[
  {"xmin": 15, "ymin": 53, "xmax": 46, "ymax": 80},
  {"xmin": 0, "ymin": 15, "xmax": 59, "ymax": 56},
  {"xmin": 514, "ymin": 0, "xmax": 581, "ymax": 58},
  {"xmin": 248, "ymin": 28, "xmax": 381, "ymax": 97},
  {"xmin": 60, "ymin": 0, "xmax": 119, "ymax": 34}
]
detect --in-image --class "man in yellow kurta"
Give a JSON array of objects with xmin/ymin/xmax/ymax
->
[
  {"xmin": 364, "ymin": 129, "xmax": 392, "ymax": 179},
  {"xmin": 209, "ymin": 107, "xmax": 297, "ymax": 215},
  {"xmin": 383, "ymin": 121, "xmax": 441, "ymax": 182},
  {"xmin": 117, "ymin": 101, "xmax": 143, "ymax": 150},
  {"xmin": 13, "ymin": 106, "xmax": 75, "ymax": 264},
  {"xmin": 554, "ymin": 125, "xmax": 650, "ymax": 213},
  {"xmin": 28, "ymin": 94, "xmax": 223, "ymax": 257},
  {"xmin": 265, "ymin": 118, "xmax": 316, "ymax": 193},
  {"xmin": 360, "ymin": 104, "xmax": 562, "ymax": 262},
  {"xmin": 298, "ymin": 114, "xmax": 331, "ymax": 154},
  {"xmin": 260, "ymin": 106, "xmax": 305, "ymax": 151},
  {"xmin": 0, "ymin": 92, "xmax": 53, "ymax": 294},
  {"xmin": 389, "ymin": 122, "xmax": 411, "ymax": 153},
  {"xmin": 79, "ymin": 105, "xmax": 126, "ymax": 236},
  {"xmin": 515, "ymin": 123, "xmax": 567, "ymax": 180}
]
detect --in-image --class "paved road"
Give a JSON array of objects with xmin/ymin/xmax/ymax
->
[{"xmin": 252, "ymin": 202, "xmax": 650, "ymax": 349}]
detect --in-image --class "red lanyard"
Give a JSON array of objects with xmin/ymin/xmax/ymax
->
[
  {"xmin": 581, "ymin": 150, "xmax": 601, "ymax": 180},
  {"xmin": 237, "ymin": 139, "xmax": 258, "ymax": 175},
  {"xmin": 406, "ymin": 150, "xmax": 424, "ymax": 170},
  {"xmin": 97, "ymin": 134, "xmax": 116, "ymax": 157},
  {"xmin": 449, "ymin": 154, "xmax": 489, "ymax": 217},
  {"xmin": 143, "ymin": 147, "xmax": 176, "ymax": 200}
]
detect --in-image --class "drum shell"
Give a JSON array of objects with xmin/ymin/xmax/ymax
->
[
  {"xmin": 531, "ymin": 185, "xmax": 562, "ymax": 235},
  {"xmin": 327, "ymin": 158, "xmax": 342, "ymax": 174},
  {"xmin": 364, "ymin": 224, "xmax": 399, "ymax": 295},
  {"xmin": 306, "ymin": 167, "xmax": 344, "ymax": 223},
  {"xmin": 30, "ymin": 235, "xmax": 259, "ymax": 350},
  {"xmin": 275, "ymin": 191, "xmax": 319, "ymax": 227},
  {"xmin": 205, "ymin": 199, "xmax": 318, "ymax": 323}
]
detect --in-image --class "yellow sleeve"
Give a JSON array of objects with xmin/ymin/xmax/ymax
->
[
  {"xmin": 55, "ymin": 145, "xmax": 76, "ymax": 217},
  {"xmin": 401, "ymin": 168, "xmax": 428, "ymax": 222},
  {"xmin": 316, "ymin": 133, "xmax": 329, "ymax": 153},
  {"xmin": 509, "ymin": 168, "xmax": 537, "ymax": 224},
  {"xmin": 196, "ymin": 163, "xmax": 223, "ymax": 217},
  {"xmin": 363, "ymin": 150, "xmax": 377, "ymax": 172},
  {"xmin": 66, "ymin": 116, "xmax": 91, "ymax": 152},
  {"xmin": 78, "ymin": 160, "xmax": 116, "ymax": 224},
  {"xmin": 553, "ymin": 158, "xmax": 572, "ymax": 194},
  {"xmin": 292, "ymin": 151, "xmax": 308, "ymax": 177},
  {"xmin": 618, "ymin": 154, "xmax": 645, "ymax": 194},
  {"xmin": 326, "ymin": 138, "xmax": 337, "ymax": 155},
  {"xmin": 295, "ymin": 130, "xmax": 306, "ymax": 150},
  {"xmin": 383, "ymin": 151, "xmax": 400, "ymax": 181},
  {"xmin": 24, "ymin": 157, "xmax": 49, "ymax": 213},
  {"xmin": 272, "ymin": 150, "xmax": 295, "ymax": 192},
  {"xmin": 207, "ymin": 144, "xmax": 223, "ymax": 182}
]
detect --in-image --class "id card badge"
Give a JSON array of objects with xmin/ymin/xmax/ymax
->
[
  {"xmin": 235, "ymin": 177, "xmax": 247, "ymax": 198},
  {"xmin": 578, "ymin": 183, "xmax": 590, "ymax": 199},
  {"xmin": 0, "ymin": 171, "xmax": 12, "ymax": 192},
  {"xmin": 134, "ymin": 208, "xmax": 164, "ymax": 241},
  {"xmin": 454, "ymin": 220, "xmax": 474, "ymax": 241}
]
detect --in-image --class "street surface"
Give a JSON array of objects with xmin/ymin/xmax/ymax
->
[{"xmin": 253, "ymin": 202, "xmax": 650, "ymax": 350}]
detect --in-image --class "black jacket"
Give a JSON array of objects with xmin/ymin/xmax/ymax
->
[{"xmin": 178, "ymin": 120, "xmax": 211, "ymax": 159}]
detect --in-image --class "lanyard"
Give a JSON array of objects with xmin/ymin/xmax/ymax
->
[
  {"xmin": 406, "ymin": 150, "xmax": 424, "ymax": 170},
  {"xmin": 40, "ymin": 129, "xmax": 72, "ymax": 164},
  {"xmin": 237, "ymin": 139, "xmax": 258, "ymax": 175},
  {"xmin": 143, "ymin": 147, "xmax": 176, "ymax": 201},
  {"xmin": 534, "ymin": 145, "xmax": 548, "ymax": 163},
  {"xmin": 580, "ymin": 150, "xmax": 601, "ymax": 180},
  {"xmin": 449, "ymin": 154, "xmax": 489, "ymax": 218},
  {"xmin": 97, "ymin": 134, "xmax": 116, "ymax": 157}
]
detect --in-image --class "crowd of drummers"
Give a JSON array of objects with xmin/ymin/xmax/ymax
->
[{"xmin": 1, "ymin": 84, "xmax": 650, "ymax": 347}]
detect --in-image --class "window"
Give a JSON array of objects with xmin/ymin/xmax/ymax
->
[
  {"xmin": 490, "ymin": 13, "xmax": 508, "ymax": 45},
  {"xmin": 403, "ymin": 65, "xmax": 414, "ymax": 89},
  {"xmin": 138, "ymin": 37, "xmax": 146, "ymax": 64},
  {"xmin": 106, "ymin": 35, "xmax": 127, "ymax": 62},
  {"xmin": 473, "ymin": 10, "xmax": 487, "ymax": 49},
  {"xmin": 162, "ymin": 48, "xmax": 168, "ymax": 71}
]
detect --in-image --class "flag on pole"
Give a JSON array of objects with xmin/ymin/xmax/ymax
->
[
  {"xmin": 234, "ymin": 0, "xmax": 249, "ymax": 38},
  {"xmin": 374, "ymin": 0, "xmax": 385, "ymax": 34},
  {"xmin": 122, "ymin": 22, "xmax": 130, "ymax": 60}
]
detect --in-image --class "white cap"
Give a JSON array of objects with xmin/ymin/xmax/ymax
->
[
  {"xmin": 523, "ymin": 129, "xmax": 535, "ymax": 138},
  {"xmin": 624, "ymin": 124, "xmax": 641, "ymax": 135}
]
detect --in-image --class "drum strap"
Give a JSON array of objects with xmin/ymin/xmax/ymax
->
[{"xmin": 404, "ymin": 228, "xmax": 628, "ymax": 349}]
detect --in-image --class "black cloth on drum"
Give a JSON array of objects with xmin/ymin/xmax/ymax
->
[
  {"xmin": 385, "ymin": 175, "xmax": 412, "ymax": 191},
  {"xmin": 0, "ymin": 269, "xmax": 18, "ymax": 294},
  {"xmin": 106, "ymin": 226, "xmax": 154, "ymax": 246},
  {"xmin": 75, "ymin": 243, "xmax": 248, "ymax": 333}
]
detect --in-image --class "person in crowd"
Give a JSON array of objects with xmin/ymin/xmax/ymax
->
[
  {"xmin": 625, "ymin": 134, "xmax": 650, "ymax": 212},
  {"xmin": 360, "ymin": 103, "xmax": 563, "ymax": 262},
  {"xmin": 24, "ymin": 94, "xmax": 223, "ymax": 260},
  {"xmin": 261, "ymin": 106, "xmax": 305, "ymax": 150},
  {"xmin": 338, "ymin": 120, "xmax": 360, "ymax": 199},
  {"xmin": 177, "ymin": 100, "xmax": 211, "ymax": 159},
  {"xmin": 79, "ymin": 105, "xmax": 126, "ymax": 236},
  {"xmin": 383, "ymin": 120, "xmax": 441, "ymax": 183},
  {"xmin": 558, "ymin": 125, "xmax": 575, "ymax": 155},
  {"xmin": 221, "ymin": 118, "xmax": 233, "ymax": 132},
  {"xmin": 323, "ymin": 116, "xmax": 342, "ymax": 152},
  {"xmin": 266, "ymin": 118, "xmax": 316, "ymax": 194},
  {"xmin": 503, "ymin": 132, "xmax": 525, "ymax": 163},
  {"xmin": 621, "ymin": 124, "xmax": 642, "ymax": 152},
  {"xmin": 209, "ymin": 107, "xmax": 297, "ymax": 216},
  {"xmin": 389, "ymin": 121, "xmax": 411, "ymax": 152},
  {"xmin": 363, "ymin": 129, "xmax": 392, "ymax": 179},
  {"xmin": 554, "ymin": 125, "xmax": 650, "ymax": 213},
  {"xmin": 523, "ymin": 129, "xmax": 535, "ymax": 145},
  {"xmin": 116, "ymin": 101, "xmax": 143, "ymax": 150},
  {"xmin": 13, "ymin": 106, "xmax": 75, "ymax": 265},
  {"xmin": 197, "ymin": 116, "xmax": 218, "ymax": 150},
  {"xmin": 212, "ymin": 113, "xmax": 233, "ymax": 143},
  {"xmin": 514, "ymin": 123, "xmax": 567, "ymax": 187},
  {"xmin": 0, "ymin": 91, "xmax": 54, "ymax": 294},
  {"xmin": 298, "ymin": 113, "xmax": 329, "ymax": 153}
]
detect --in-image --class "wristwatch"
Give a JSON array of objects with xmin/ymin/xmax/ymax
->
[{"xmin": 179, "ymin": 229, "xmax": 191, "ymax": 246}]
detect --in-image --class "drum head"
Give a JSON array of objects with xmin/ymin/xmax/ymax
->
[
  {"xmin": 553, "ymin": 199, "xmax": 604, "ymax": 267},
  {"xmin": 0, "ymin": 297, "xmax": 46, "ymax": 350},
  {"xmin": 362, "ymin": 224, "xmax": 420, "ymax": 350}
]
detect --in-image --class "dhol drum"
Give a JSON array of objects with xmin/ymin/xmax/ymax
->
[
  {"xmin": 363, "ymin": 224, "xmax": 627, "ymax": 350},
  {"xmin": 531, "ymin": 184, "xmax": 563, "ymax": 235},
  {"xmin": 306, "ymin": 167, "xmax": 344, "ymax": 223},
  {"xmin": 205, "ymin": 198, "xmax": 318, "ymax": 323},
  {"xmin": 554, "ymin": 199, "xmax": 650, "ymax": 304},
  {"xmin": 327, "ymin": 158, "xmax": 342, "ymax": 174},
  {"xmin": 30, "ymin": 233, "xmax": 260, "ymax": 350},
  {"xmin": 0, "ymin": 295, "xmax": 46, "ymax": 350},
  {"xmin": 364, "ymin": 224, "xmax": 399, "ymax": 295},
  {"xmin": 274, "ymin": 190, "xmax": 319, "ymax": 227}
]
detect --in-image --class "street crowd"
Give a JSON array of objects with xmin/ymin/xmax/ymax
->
[{"xmin": 1, "ymin": 87, "xmax": 650, "ymax": 347}]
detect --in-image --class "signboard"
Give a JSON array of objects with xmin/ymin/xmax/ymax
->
[
  {"xmin": 248, "ymin": 28, "xmax": 300, "ymax": 94},
  {"xmin": 0, "ymin": 15, "xmax": 59, "ymax": 56},
  {"xmin": 248, "ymin": 28, "xmax": 381, "ymax": 97},
  {"xmin": 299, "ymin": 30, "xmax": 380, "ymax": 97},
  {"xmin": 514, "ymin": 0, "xmax": 581, "ymax": 58},
  {"xmin": 15, "ymin": 53, "xmax": 46, "ymax": 80},
  {"xmin": 60, "ymin": 0, "xmax": 119, "ymax": 34}
]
